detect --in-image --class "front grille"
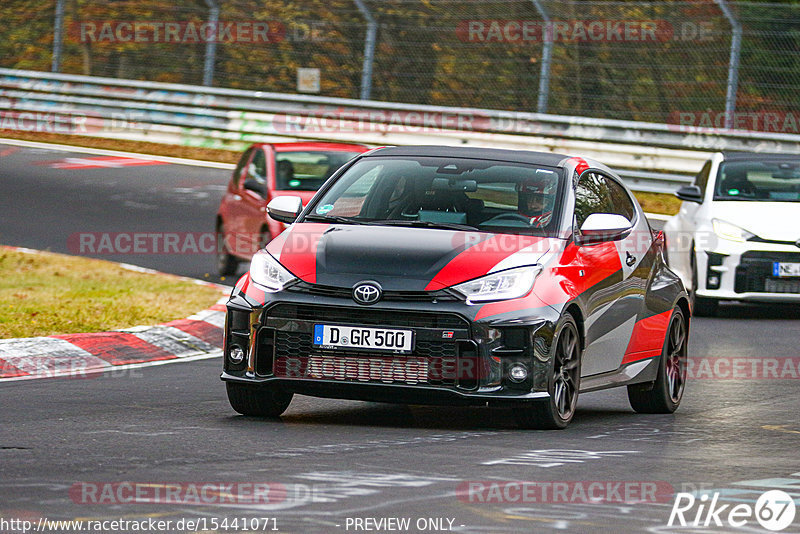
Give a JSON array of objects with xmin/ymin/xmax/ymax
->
[
  {"xmin": 273, "ymin": 331, "xmax": 458, "ymax": 386},
  {"xmin": 735, "ymin": 251, "xmax": 800, "ymax": 294},
  {"xmin": 286, "ymin": 282, "xmax": 459, "ymax": 303},
  {"xmin": 267, "ymin": 303, "xmax": 468, "ymax": 330},
  {"xmin": 765, "ymin": 278, "xmax": 800, "ymax": 294}
]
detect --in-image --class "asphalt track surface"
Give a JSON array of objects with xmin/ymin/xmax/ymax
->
[{"xmin": 1, "ymin": 143, "xmax": 800, "ymax": 533}]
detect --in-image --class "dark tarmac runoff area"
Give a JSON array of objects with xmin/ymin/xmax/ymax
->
[{"xmin": 1, "ymin": 142, "xmax": 799, "ymax": 533}]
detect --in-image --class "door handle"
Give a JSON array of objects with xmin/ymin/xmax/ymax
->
[{"xmin": 626, "ymin": 251, "xmax": 637, "ymax": 267}]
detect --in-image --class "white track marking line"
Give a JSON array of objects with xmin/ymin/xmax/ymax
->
[
  {"xmin": 0, "ymin": 351, "xmax": 222, "ymax": 382},
  {"xmin": 0, "ymin": 138, "xmax": 236, "ymax": 169}
]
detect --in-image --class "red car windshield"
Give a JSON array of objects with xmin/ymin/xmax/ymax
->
[{"xmin": 275, "ymin": 151, "xmax": 363, "ymax": 192}]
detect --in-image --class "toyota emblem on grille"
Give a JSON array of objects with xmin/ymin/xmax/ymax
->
[{"xmin": 353, "ymin": 282, "xmax": 382, "ymax": 305}]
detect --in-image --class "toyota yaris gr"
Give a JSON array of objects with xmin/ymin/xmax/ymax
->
[
  {"xmin": 664, "ymin": 151, "xmax": 800, "ymax": 316},
  {"xmin": 221, "ymin": 146, "xmax": 690, "ymax": 429}
]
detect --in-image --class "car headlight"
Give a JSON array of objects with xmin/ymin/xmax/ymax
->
[
  {"xmin": 712, "ymin": 219, "xmax": 755, "ymax": 242},
  {"xmin": 452, "ymin": 266, "xmax": 542, "ymax": 304},
  {"xmin": 249, "ymin": 250, "xmax": 297, "ymax": 291}
]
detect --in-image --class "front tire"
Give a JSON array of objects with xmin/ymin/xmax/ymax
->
[
  {"xmin": 216, "ymin": 222, "xmax": 239, "ymax": 276},
  {"xmin": 226, "ymin": 382, "xmax": 293, "ymax": 417},
  {"xmin": 628, "ymin": 306, "xmax": 688, "ymax": 414},
  {"xmin": 514, "ymin": 314, "xmax": 581, "ymax": 430}
]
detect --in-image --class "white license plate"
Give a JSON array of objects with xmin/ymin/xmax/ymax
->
[
  {"xmin": 313, "ymin": 324, "xmax": 414, "ymax": 352},
  {"xmin": 773, "ymin": 262, "xmax": 800, "ymax": 277}
]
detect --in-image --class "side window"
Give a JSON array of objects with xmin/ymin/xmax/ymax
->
[
  {"xmin": 694, "ymin": 161, "xmax": 712, "ymax": 196},
  {"xmin": 247, "ymin": 149, "xmax": 267, "ymax": 186},
  {"xmin": 574, "ymin": 172, "xmax": 613, "ymax": 228},
  {"xmin": 606, "ymin": 178, "xmax": 637, "ymax": 222},
  {"xmin": 232, "ymin": 148, "xmax": 253, "ymax": 187}
]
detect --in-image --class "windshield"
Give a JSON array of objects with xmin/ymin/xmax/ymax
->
[
  {"xmin": 303, "ymin": 156, "xmax": 565, "ymax": 236},
  {"xmin": 714, "ymin": 160, "xmax": 800, "ymax": 202},
  {"xmin": 275, "ymin": 151, "xmax": 362, "ymax": 191}
]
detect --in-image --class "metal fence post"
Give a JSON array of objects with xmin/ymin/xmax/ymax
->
[
  {"xmin": 353, "ymin": 0, "xmax": 377, "ymax": 100},
  {"xmin": 203, "ymin": 0, "xmax": 220, "ymax": 87},
  {"xmin": 531, "ymin": 0, "xmax": 552, "ymax": 114},
  {"xmin": 51, "ymin": 0, "xmax": 65, "ymax": 72},
  {"xmin": 715, "ymin": 0, "xmax": 742, "ymax": 129}
]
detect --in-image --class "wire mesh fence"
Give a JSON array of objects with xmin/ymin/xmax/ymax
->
[{"xmin": 1, "ymin": 0, "xmax": 800, "ymax": 130}]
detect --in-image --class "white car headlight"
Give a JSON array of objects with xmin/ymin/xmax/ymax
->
[
  {"xmin": 249, "ymin": 250, "xmax": 297, "ymax": 291},
  {"xmin": 452, "ymin": 266, "xmax": 542, "ymax": 304},
  {"xmin": 712, "ymin": 219, "xmax": 755, "ymax": 242}
]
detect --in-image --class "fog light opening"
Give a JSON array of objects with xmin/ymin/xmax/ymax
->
[
  {"xmin": 509, "ymin": 363, "xmax": 528, "ymax": 382},
  {"xmin": 228, "ymin": 345, "xmax": 246, "ymax": 364}
]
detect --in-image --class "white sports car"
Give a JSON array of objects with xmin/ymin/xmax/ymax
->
[{"xmin": 663, "ymin": 152, "xmax": 800, "ymax": 316}]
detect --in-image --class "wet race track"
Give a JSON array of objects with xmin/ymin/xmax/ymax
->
[{"xmin": 1, "ymin": 142, "xmax": 799, "ymax": 533}]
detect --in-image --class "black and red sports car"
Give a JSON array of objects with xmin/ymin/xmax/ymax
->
[{"xmin": 221, "ymin": 146, "xmax": 690, "ymax": 429}]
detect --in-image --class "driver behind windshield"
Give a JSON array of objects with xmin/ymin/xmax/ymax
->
[{"xmin": 517, "ymin": 175, "xmax": 557, "ymax": 228}]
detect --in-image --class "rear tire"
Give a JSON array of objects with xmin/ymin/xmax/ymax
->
[
  {"xmin": 226, "ymin": 382, "xmax": 293, "ymax": 417},
  {"xmin": 690, "ymin": 249, "xmax": 717, "ymax": 317},
  {"xmin": 628, "ymin": 306, "xmax": 688, "ymax": 414},
  {"xmin": 216, "ymin": 222, "xmax": 239, "ymax": 276},
  {"xmin": 514, "ymin": 314, "xmax": 581, "ymax": 430}
]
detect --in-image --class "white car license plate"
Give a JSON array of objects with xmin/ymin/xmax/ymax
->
[
  {"xmin": 313, "ymin": 324, "xmax": 414, "ymax": 352},
  {"xmin": 773, "ymin": 262, "xmax": 800, "ymax": 277}
]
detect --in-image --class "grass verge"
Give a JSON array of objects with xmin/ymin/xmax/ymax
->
[
  {"xmin": 633, "ymin": 191, "xmax": 681, "ymax": 216},
  {"xmin": 0, "ymin": 247, "xmax": 224, "ymax": 339}
]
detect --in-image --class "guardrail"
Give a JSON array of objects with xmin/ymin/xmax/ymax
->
[{"xmin": 3, "ymin": 68, "xmax": 800, "ymax": 193}]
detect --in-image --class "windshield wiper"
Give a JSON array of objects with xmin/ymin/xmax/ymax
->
[
  {"xmin": 365, "ymin": 220, "xmax": 479, "ymax": 232},
  {"xmin": 303, "ymin": 214, "xmax": 366, "ymax": 225}
]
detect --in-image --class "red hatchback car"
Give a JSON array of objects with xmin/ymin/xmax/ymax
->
[{"xmin": 215, "ymin": 142, "xmax": 369, "ymax": 275}]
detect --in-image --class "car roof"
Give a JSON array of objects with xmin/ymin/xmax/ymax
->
[
  {"xmin": 251, "ymin": 142, "xmax": 369, "ymax": 152},
  {"xmin": 721, "ymin": 151, "xmax": 800, "ymax": 161},
  {"xmin": 364, "ymin": 145, "xmax": 571, "ymax": 167}
]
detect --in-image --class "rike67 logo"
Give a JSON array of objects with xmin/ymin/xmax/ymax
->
[{"xmin": 669, "ymin": 490, "xmax": 796, "ymax": 531}]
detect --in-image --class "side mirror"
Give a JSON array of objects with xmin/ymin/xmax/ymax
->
[
  {"xmin": 267, "ymin": 196, "xmax": 303, "ymax": 224},
  {"xmin": 243, "ymin": 178, "xmax": 265, "ymax": 196},
  {"xmin": 675, "ymin": 185, "xmax": 703, "ymax": 203},
  {"xmin": 576, "ymin": 213, "xmax": 633, "ymax": 245}
]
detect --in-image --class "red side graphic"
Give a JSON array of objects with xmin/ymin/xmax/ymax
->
[
  {"xmin": 276, "ymin": 223, "xmax": 329, "ymax": 283},
  {"xmin": 52, "ymin": 332, "xmax": 174, "ymax": 365},
  {"xmin": 622, "ymin": 310, "xmax": 672, "ymax": 364},
  {"xmin": 533, "ymin": 241, "xmax": 623, "ymax": 308},
  {"xmin": 425, "ymin": 235, "xmax": 546, "ymax": 291}
]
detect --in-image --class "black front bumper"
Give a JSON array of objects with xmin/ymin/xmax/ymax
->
[{"xmin": 220, "ymin": 290, "xmax": 559, "ymax": 406}]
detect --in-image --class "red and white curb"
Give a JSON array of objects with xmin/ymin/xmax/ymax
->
[{"xmin": 0, "ymin": 246, "xmax": 230, "ymax": 381}]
